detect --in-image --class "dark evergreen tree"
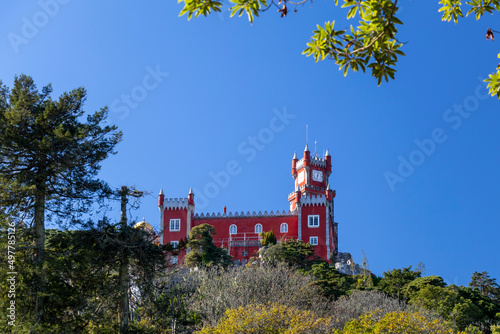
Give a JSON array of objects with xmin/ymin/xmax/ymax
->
[
  {"xmin": 0, "ymin": 75, "xmax": 121, "ymax": 322},
  {"xmin": 184, "ymin": 224, "xmax": 233, "ymax": 268}
]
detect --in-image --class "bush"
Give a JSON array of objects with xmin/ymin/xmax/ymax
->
[
  {"xmin": 333, "ymin": 290, "xmax": 407, "ymax": 329},
  {"xmin": 342, "ymin": 309, "xmax": 459, "ymax": 334},
  {"xmin": 197, "ymin": 303, "xmax": 336, "ymax": 334},
  {"xmin": 188, "ymin": 264, "xmax": 333, "ymax": 327}
]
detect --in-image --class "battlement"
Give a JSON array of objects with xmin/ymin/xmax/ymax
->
[
  {"xmin": 301, "ymin": 193, "xmax": 327, "ymax": 206},
  {"xmin": 163, "ymin": 198, "xmax": 189, "ymax": 209},
  {"xmin": 194, "ymin": 210, "xmax": 297, "ymax": 219},
  {"xmin": 311, "ymin": 156, "xmax": 327, "ymax": 167},
  {"xmin": 296, "ymin": 156, "xmax": 327, "ymax": 170}
]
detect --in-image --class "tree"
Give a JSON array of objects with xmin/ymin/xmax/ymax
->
[
  {"xmin": 0, "ymin": 75, "xmax": 122, "ymax": 322},
  {"xmin": 260, "ymin": 230, "xmax": 277, "ymax": 246},
  {"xmin": 309, "ymin": 261, "xmax": 356, "ymax": 299},
  {"xmin": 188, "ymin": 264, "xmax": 333, "ymax": 328},
  {"xmin": 262, "ymin": 238, "xmax": 324, "ymax": 271},
  {"xmin": 184, "ymin": 223, "xmax": 233, "ymax": 268},
  {"xmin": 197, "ymin": 303, "xmax": 336, "ymax": 334},
  {"xmin": 469, "ymin": 271, "xmax": 500, "ymax": 301},
  {"xmin": 177, "ymin": 1, "xmax": 500, "ymax": 98},
  {"xmin": 378, "ymin": 266, "xmax": 422, "ymax": 300},
  {"xmin": 408, "ymin": 283, "xmax": 500, "ymax": 332},
  {"xmin": 402, "ymin": 275, "xmax": 447, "ymax": 300},
  {"xmin": 341, "ymin": 309, "xmax": 460, "ymax": 334}
]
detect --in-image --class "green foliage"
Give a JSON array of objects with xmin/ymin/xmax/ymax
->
[
  {"xmin": 260, "ymin": 230, "xmax": 277, "ymax": 246},
  {"xmin": 303, "ymin": 0, "xmax": 405, "ymax": 86},
  {"xmin": 178, "ymin": 0, "xmax": 223, "ymax": 20},
  {"xmin": 438, "ymin": 0, "xmax": 500, "ymax": 23},
  {"xmin": 408, "ymin": 282, "xmax": 500, "ymax": 332},
  {"xmin": 491, "ymin": 324, "xmax": 500, "ymax": 333},
  {"xmin": 185, "ymin": 223, "xmax": 233, "ymax": 268},
  {"xmin": 378, "ymin": 265, "xmax": 422, "ymax": 300},
  {"xmin": 0, "ymin": 75, "xmax": 122, "ymax": 222},
  {"xmin": 228, "ymin": 0, "xmax": 267, "ymax": 24},
  {"xmin": 469, "ymin": 271, "xmax": 500, "ymax": 301},
  {"xmin": 309, "ymin": 262, "xmax": 356, "ymax": 299},
  {"xmin": 177, "ymin": 1, "xmax": 500, "ymax": 98},
  {"xmin": 402, "ymin": 275, "xmax": 447, "ymax": 299},
  {"xmin": 131, "ymin": 269, "xmax": 200, "ymax": 333},
  {"xmin": 262, "ymin": 238, "xmax": 324, "ymax": 271},
  {"xmin": 485, "ymin": 69, "xmax": 500, "ymax": 98}
]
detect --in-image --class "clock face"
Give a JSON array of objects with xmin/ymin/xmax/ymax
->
[
  {"xmin": 312, "ymin": 170, "xmax": 323, "ymax": 182},
  {"xmin": 297, "ymin": 170, "xmax": 305, "ymax": 184}
]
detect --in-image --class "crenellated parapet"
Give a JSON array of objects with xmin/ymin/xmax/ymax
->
[
  {"xmin": 296, "ymin": 156, "xmax": 327, "ymax": 170},
  {"xmin": 163, "ymin": 198, "xmax": 189, "ymax": 210},
  {"xmin": 310, "ymin": 156, "xmax": 327, "ymax": 167},
  {"xmin": 195, "ymin": 210, "xmax": 297, "ymax": 219},
  {"xmin": 300, "ymin": 193, "xmax": 327, "ymax": 206}
]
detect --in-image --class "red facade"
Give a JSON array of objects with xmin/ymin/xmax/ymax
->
[{"xmin": 158, "ymin": 145, "xmax": 338, "ymax": 265}]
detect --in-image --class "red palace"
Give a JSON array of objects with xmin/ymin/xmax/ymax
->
[{"xmin": 158, "ymin": 144, "xmax": 338, "ymax": 265}]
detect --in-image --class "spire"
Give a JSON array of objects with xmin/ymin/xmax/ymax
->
[
  {"xmin": 326, "ymin": 182, "xmax": 331, "ymax": 191},
  {"xmin": 159, "ymin": 188, "xmax": 164, "ymax": 195},
  {"xmin": 189, "ymin": 187, "xmax": 193, "ymax": 195},
  {"xmin": 304, "ymin": 143, "xmax": 309, "ymax": 152},
  {"xmin": 293, "ymin": 151, "xmax": 297, "ymax": 159},
  {"xmin": 325, "ymin": 148, "xmax": 330, "ymax": 157}
]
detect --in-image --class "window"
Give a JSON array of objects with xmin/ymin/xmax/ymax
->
[
  {"xmin": 280, "ymin": 223, "xmax": 288, "ymax": 233},
  {"xmin": 309, "ymin": 236, "xmax": 318, "ymax": 245},
  {"xmin": 229, "ymin": 224, "xmax": 237, "ymax": 234},
  {"xmin": 254, "ymin": 223, "xmax": 262, "ymax": 234},
  {"xmin": 171, "ymin": 256, "xmax": 178, "ymax": 264},
  {"xmin": 171, "ymin": 241, "xmax": 179, "ymax": 249},
  {"xmin": 308, "ymin": 215, "xmax": 319, "ymax": 228},
  {"xmin": 241, "ymin": 251, "xmax": 248, "ymax": 256},
  {"xmin": 170, "ymin": 219, "xmax": 180, "ymax": 231}
]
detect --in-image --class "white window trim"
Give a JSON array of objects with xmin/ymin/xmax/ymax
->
[
  {"xmin": 170, "ymin": 219, "xmax": 181, "ymax": 231},
  {"xmin": 171, "ymin": 241, "xmax": 179, "ymax": 249},
  {"xmin": 229, "ymin": 224, "xmax": 237, "ymax": 234},
  {"xmin": 309, "ymin": 236, "xmax": 318, "ymax": 245},
  {"xmin": 254, "ymin": 223, "xmax": 262, "ymax": 234},
  {"xmin": 308, "ymin": 215, "xmax": 320, "ymax": 228},
  {"xmin": 280, "ymin": 223, "xmax": 288, "ymax": 233},
  {"xmin": 171, "ymin": 255, "xmax": 178, "ymax": 264}
]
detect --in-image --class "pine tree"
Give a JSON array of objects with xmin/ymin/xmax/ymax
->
[{"xmin": 0, "ymin": 74, "xmax": 122, "ymax": 322}]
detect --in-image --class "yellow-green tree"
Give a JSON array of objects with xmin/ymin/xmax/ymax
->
[
  {"xmin": 197, "ymin": 303, "xmax": 336, "ymax": 334},
  {"xmin": 341, "ymin": 309, "xmax": 463, "ymax": 334}
]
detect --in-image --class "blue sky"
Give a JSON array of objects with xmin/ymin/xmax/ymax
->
[{"xmin": 1, "ymin": 1, "xmax": 499, "ymax": 285}]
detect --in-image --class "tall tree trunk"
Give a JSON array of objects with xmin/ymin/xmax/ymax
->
[
  {"xmin": 119, "ymin": 186, "xmax": 129, "ymax": 334},
  {"xmin": 34, "ymin": 183, "xmax": 46, "ymax": 322}
]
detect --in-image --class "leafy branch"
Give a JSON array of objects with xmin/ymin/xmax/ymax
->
[{"xmin": 178, "ymin": 0, "xmax": 500, "ymax": 98}]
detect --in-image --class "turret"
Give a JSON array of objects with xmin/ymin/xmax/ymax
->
[
  {"xmin": 188, "ymin": 187, "xmax": 194, "ymax": 206},
  {"xmin": 158, "ymin": 188, "xmax": 165, "ymax": 207},
  {"xmin": 325, "ymin": 148, "xmax": 332, "ymax": 174},
  {"xmin": 326, "ymin": 183, "xmax": 335, "ymax": 201},
  {"xmin": 291, "ymin": 151, "xmax": 298, "ymax": 177},
  {"xmin": 304, "ymin": 144, "xmax": 310, "ymax": 167}
]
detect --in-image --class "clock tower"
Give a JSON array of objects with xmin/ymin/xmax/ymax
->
[{"xmin": 288, "ymin": 144, "xmax": 337, "ymax": 260}]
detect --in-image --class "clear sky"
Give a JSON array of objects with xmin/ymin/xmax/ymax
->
[{"xmin": 1, "ymin": 1, "xmax": 499, "ymax": 285}]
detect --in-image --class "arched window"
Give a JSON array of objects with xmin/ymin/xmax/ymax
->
[
  {"xmin": 254, "ymin": 223, "xmax": 262, "ymax": 234},
  {"xmin": 280, "ymin": 223, "xmax": 288, "ymax": 233},
  {"xmin": 229, "ymin": 224, "xmax": 237, "ymax": 234}
]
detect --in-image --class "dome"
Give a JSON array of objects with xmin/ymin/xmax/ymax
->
[{"xmin": 134, "ymin": 217, "xmax": 154, "ymax": 231}]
